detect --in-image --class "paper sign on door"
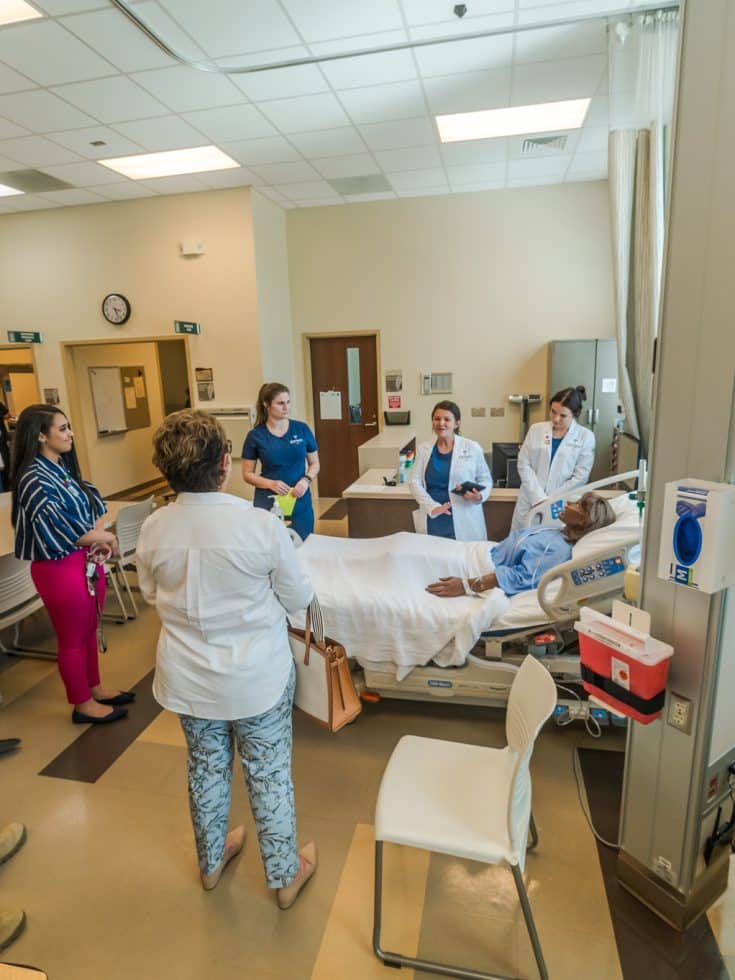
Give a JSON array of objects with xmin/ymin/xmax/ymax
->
[{"xmin": 320, "ymin": 390, "xmax": 342, "ymax": 420}]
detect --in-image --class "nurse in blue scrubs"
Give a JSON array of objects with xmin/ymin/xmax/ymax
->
[{"xmin": 242, "ymin": 382, "xmax": 320, "ymax": 540}]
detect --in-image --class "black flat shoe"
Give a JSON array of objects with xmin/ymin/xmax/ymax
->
[
  {"xmin": 72, "ymin": 707, "xmax": 128, "ymax": 725},
  {"xmin": 95, "ymin": 691, "xmax": 136, "ymax": 706},
  {"xmin": 0, "ymin": 738, "xmax": 21, "ymax": 755}
]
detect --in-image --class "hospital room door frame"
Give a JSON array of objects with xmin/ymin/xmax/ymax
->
[{"xmin": 303, "ymin": 331, "xmax": 381, "ymax": 498}]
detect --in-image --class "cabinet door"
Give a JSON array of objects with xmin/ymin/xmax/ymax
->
[{"xmin": 590, "ymin": 339, "xmax": 618, "ymax": 480}]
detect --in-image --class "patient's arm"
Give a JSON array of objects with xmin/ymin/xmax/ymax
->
[{"xmin": 426, "ymin": 572, "xmax": 498, "ymax": 598}]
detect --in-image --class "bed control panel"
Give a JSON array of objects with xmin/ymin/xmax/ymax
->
[{"xmin": 570, "ymin": 556, "xmax": 625, "ymax": 587}]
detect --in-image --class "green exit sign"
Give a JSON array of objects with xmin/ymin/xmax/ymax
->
[
  {"xmin": 174, "ymin": 320, "xmax": 201, "ymax": 335},
  {"xmin": 7, "ymin": 331, "xmax": 43, "ymax": 343}
]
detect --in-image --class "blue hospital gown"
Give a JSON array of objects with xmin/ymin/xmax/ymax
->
[{"xmin": 490, "ymin": 527, "xmax": 572, "ymax": 597}]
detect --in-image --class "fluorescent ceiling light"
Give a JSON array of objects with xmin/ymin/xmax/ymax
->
[
  {"xmin": 437, "ymin": 98, "xmax": 591, "ymax": 143},
  {"xmin": 98, "ymin": 146, "xmax": 240, "ymax": 180},
  {"xmin": 0, "ymin": 183, "xmax": 23, "ymax": 197},
  {"xmin": 0, "ymin": 0, "xmax": 43, "ymax": 26}
]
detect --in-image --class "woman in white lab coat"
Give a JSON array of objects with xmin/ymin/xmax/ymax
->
[
  {"xmin": 410, "ymin": 401, "xmax": 492, "ymax": 541},
  {"xmin": 510, "ymin": 385, "xmax": 595, "ymax": 531}
]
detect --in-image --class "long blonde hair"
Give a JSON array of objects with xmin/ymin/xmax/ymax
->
[{"xmin": 256, "ymin": 382, "xmax": 289, "ymax": 427}]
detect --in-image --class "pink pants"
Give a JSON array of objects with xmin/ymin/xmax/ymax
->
[{"xmin": 30, "ymin": 550, "xmax": 106, "ymax": 706}]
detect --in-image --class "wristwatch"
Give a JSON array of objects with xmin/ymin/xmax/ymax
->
[{"xmin": 304, "ymin": 475, "xmax": 313, "ymax": 483}]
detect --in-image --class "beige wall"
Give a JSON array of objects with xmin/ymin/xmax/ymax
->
[
  {"xmin": 0, "ymin": 188, "xmax": 262, "ymax": 414},
  {"xmin": 70, "ymin": 341, "xmax": 164, "ymax": 496},
  {"xmin": 287, "ymin": 181, "xmax": 615, "ymax": 447}
]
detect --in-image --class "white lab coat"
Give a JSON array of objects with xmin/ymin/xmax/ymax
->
[
  {"xmin": 136, "ymin": 492, "xmax": 313, "ymax": 720},
  {"xmin": 410, "ymin": 434, "xmax": 492, "ymax": 541},
  {"xmin": 511, "ymin": 419, "xmax": 595, "ymax": 531}
]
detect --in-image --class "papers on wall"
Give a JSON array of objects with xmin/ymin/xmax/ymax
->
[
  {"xmin": 320, "ymin": 390, "xmax": 342, "ymax": 420},
  {"xmin": 602, "ymin": 378, "xmax": 617, "ymax": 393},
  {"xmin": 133, "ymin": 375, "xmax": 146, "ymax": 398},
  {"xmin": 124, "ymin": 386, "xmax": 137, "ymax": 410}
]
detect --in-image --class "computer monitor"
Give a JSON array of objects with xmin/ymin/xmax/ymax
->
[{"xmin": 491, "ymin": 442, "xmax": 521, "ymax": 488}]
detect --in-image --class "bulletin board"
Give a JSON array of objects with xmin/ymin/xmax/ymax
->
[{"xmin": 89, "ymin": 365, "xmax": 151, "ymax": 436}]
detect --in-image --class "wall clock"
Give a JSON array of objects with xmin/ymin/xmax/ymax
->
[{"xmin": 102, "ymin": 293, "xmax": 131, "ymax": 325}]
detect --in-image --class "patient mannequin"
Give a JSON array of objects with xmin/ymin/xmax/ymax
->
[{"xmin": 427, "ymin": 492, "xmax": 615, "ymax": 598}]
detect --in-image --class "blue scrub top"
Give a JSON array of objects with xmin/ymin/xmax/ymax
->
[
  {"xmin": 425, "ymin": 444, "xmax": 455, "ymax": 539},
  {"xmin": 242, "ymin": 420, "xmax": 318, "ymax": 540},
  {"xmin": 550, "ymin": 436, "xmax": 563, "ymax": 464}
]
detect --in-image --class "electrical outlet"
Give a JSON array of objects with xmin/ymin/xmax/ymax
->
[
  {"xmin": 489, "ymin": 407, "xmax": 505, "ymax": 418},
  {"xmin": 667, "ymin": 692, "xmax": 693, "ymax": 733},
  {"xmin": 471, "ymin": 406, "xmax": 486, "ymax": 417}
]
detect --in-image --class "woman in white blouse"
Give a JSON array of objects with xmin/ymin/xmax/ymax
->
[{"xmin": 136, "ymin": 410, "xmax": 317, "ymax": 910}]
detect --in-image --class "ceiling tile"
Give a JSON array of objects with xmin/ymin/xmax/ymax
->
[
  {"xmin": 440, "ymin": 137, "xmax": 507, "ymax": 166},
  {"xmin": 153, "ymin": 0, "xmax": 300, "ymax": 58},
  {"xmin": 60, "ymin": 8, "xmax": 176, "ymax": 73},
  {"xmin": 308, "ymin": 29, "xmax": 407, "ymax": 56},
  {"xmin": 583, "ymin": 94, "xmax": 609, "ymax": 128},
  {"xmin": 514, "ymin": 20, "xmax": 606, "ymax": 64},
  {"xmin": 507, "ymin": 155, "xmax": 570, "ymax": 179},
  {"xmin": 220, "ymin": 136, "xmax": 302, "ymax": 165},
  {"xmin": 231, "ymin": 64, "xmax": 329, "ymax": 102},
  {"xmin": 0, "ymin": 135, "xmax": 83, "ymax": 166},
  {"xmin": 0, "ymin": 118, "xmax": 30, "ymax": 140},
  {"xmin": 447, "ymin": 161, "xmax": 506, "ymax": 186},
  {"xmin": 1, "ymin": 194, "xmax": 61, "ymax": 210},
  {"xmin": 0, "ymin": 63, "xmax": 35, "ymax": 95},
  {"xmin": 295, "ymin": 198, "xmax": 341, "ymax": 208},
  {"xmin": 414, "ymin": 33, "xmax": 514, "ymax": 78},
  {"xmin": 396, "ymin": 186, "xmax": 449, "ymax": 198},
  {"xmin": 374, "ymin": 144, "xmax": 441, "ymax": 172},
  {"xmin": 575, "ymin": 125, "xmax": 608, "ymax": 154},
  {"xmin": 249, "ymin": 160, "xmax": 319, "ymax": 183},
  {"xmin": 358, "ymin": 116, "xmax": 436, "ymax": 151},
  {"xmin": 288, "ymin": 127, "xmax": 367, "ymax": 157},
  {"xmin": 450, "ymin": 181, "xmax": 506, "ymax": 195},
  {"xmin": 281, "ymin": 0, "xmax": 403, "ymax": 43},
  {"xmin": 39, "ymin": 160, "xmax": 124, "ymax": 186},
  {"xmin": 46, "ymin": 126, "xmax": 144, "ymax": 159},
  {"xmin": 52, "ymin": 77, "xmax": 169, "ymax": 123},
  {"xmin": 320, "ymin": 49, "xmax": 417, "ymax": 90},
  {"xmin": 273, "ymin": 179, "xmax": 340, "ymax": 200},
  {"xmin": 181, "ymin": 105, "xmax": 276, "ymax": 142},
  {"xmin": 258, "ymin": 93, "xmax": 350, "ymax": 134},
  {"xmin": 34, "ymin": 0, "xmax": 106, "ymax": 12},
  {"xmin": 401, "ymin": 1, "xmax": 514, "ymax": 27},
  {"xmin": 387, "ymin": 167, "xmax": 448, "ymax": 190},
  {"xmin": 508, "ymin": 175, "xmax": 564, "ymax": 188},
  {"xmin": 516, "ymin": 1, "xmax": 628, "ymax": 26},
  {"xmin": 511, "ymin": 54, "xmax": 606, "ymax": 104},
  {"xmin": 423, "ymin": 67, "xmax": 511, "ymax": 115},
  {"xmin": 131, "ymin": 66, "xmax": 246, "ymax": 113},
  {"xmin": 138, "ymin": 174, "xmax": 210, "ymax": 194},
  {"xmin": 0, "ymin": 153, "xmax": 22, "ymax": 169},
  {"xmin": 0, "ymin": 90, "xmax": 96, "ymax": 132},
  {"xmin": 214, "ymin": 46, "xmax": 309, "ymax": 69},
  {"xmin": 38, "ymin": 187, "xmax": 106, "ymax": 205},
  {"xmin": 0, "ymin": 21, "xmax": 116, "ymax": 86},
  {"xmin": 112, "ymin": 115, "xmax": 206, "ymax": 151},
  {"xmin": 337, "ymin": 80, "xmax": 426, "ymax": 125},
  {"xmin": 311, "ymin": 153, "xmax": 380, "ymax": 178},
  {"xmin": 195, "ymin": 168, "xmax": 263, "ymax": 188},
  {"xmin": 254, "ymin": 186, "xmax": 292, "ymax": 206},
  {"xmin": 343, "ymin": 191, "xmax": 397, "ymax": 202},
  {"xmin": 92, "ymin": 182, "xmax": 158, "ymax": 200},
  {"xmin": 568, "ymin": 149, "xmax": 608, "ymax": 174}
]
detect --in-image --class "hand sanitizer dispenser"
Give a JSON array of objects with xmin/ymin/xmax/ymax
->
[{"xmin": 658, "ymin": 479, "xmax": 735, "ymax": 593}]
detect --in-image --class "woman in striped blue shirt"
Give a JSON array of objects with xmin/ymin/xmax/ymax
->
[{"xmin": 11, "ymin": 405, "xmax": 134, "ymax": 725}]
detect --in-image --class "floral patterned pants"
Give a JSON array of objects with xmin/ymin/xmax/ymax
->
[{"xmin": 179, "ymin": 664, "xmax": 300, "ymax": 889}]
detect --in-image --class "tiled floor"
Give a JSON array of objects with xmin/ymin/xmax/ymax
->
[{"xmin": 0, "ymin": 498, "xmax": 731, "ymax": 979}]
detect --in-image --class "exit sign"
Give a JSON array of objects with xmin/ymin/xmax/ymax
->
[
  {"xmin": 174, "ymin": 320, "xmax": 200, "ymax": 335},
  {"xmin": 7, "ymin": 331, "xmax": 43, "ymax": 343}
]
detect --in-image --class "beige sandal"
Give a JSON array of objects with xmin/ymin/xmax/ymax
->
[
  {"xmin": 276, "ymin": 842, "xmax": 318, "ymax": 910},
  {"xmin": 201, "ymin": 826, "xmax": 246, "ymax": 891}
]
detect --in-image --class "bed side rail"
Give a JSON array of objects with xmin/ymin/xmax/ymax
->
[
  {"xmin": 525, "ymin": 469, "xmax": 640, "ymax": 527},
  {"xmin": 536, "ymin": 534, "xmax": 640, "ymax": 620}
]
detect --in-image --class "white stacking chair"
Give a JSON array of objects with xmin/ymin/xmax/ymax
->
[
  {"xmin": 0, "ymin": 554, "xmax": 53, "ymax": 660},
  {"xmin": 104, "ymin": 497, "xmax": 155, "ymax": 621},
  {"xmin": 373, "ymin": 655, "xmax": 557, "ymax": 980}
]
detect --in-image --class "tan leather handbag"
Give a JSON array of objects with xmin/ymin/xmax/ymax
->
[{"xmin": 288, "ymin": 599, "xmax": 361, "ymax": 732}]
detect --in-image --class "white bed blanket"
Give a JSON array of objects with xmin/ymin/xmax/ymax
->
[{"xmin": 293, "ymin": 532, "xmax": 510, "ymax": 679}]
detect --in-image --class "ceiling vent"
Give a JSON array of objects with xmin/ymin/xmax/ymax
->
[
  {"xmin": 521, "ymin": 134, "xmax": 568, "ymax": 155},
  {"xmin": 0, "ymin": 170, "xmax": 74, "ymax": 193},
  {"xmin": 327, "ymin": 174, "xmax": 392, "ymax": 196}
]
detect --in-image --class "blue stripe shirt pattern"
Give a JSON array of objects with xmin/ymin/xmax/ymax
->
[{"xmin": 14, "ymin": 455, "xmax": 106, "ymax": 561}]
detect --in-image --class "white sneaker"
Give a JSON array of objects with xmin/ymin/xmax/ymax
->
[
  {"xmin": 0, "ymin": 822, "xmax": 26, "ymax": 864},
  {"xmin": 0, "ymin": 908, "xmax": 26, "ymax": 952}
]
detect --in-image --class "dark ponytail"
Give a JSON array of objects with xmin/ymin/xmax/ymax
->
[
  {"xmin": 549, "ymin": 386, "xmax": 586, "ymax": 418},
  {"xmin": 255, "ymin": 382, "xmax": 290, "ymax": 427}
]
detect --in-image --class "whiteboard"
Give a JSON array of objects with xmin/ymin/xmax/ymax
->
[{"xmin": 89, "ymin": 367, "xmax": 127, "ymax": 435}]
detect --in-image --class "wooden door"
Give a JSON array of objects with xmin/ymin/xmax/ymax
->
[{"xmin": 310, "ymin": 335, "xmax": 378, "ymax": 497}]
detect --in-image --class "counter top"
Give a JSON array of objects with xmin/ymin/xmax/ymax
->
[
  {"xmin": 343, "ymin": 469, "xmax": 520, "ymax": 502},
  {"xmin": 358, "ymin": 427, "xmax": 415, "ymax": 450}
]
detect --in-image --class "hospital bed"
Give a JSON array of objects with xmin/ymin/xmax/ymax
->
[{"xmin": 298, "ymin": 473, "xmax": 643, "ymax": 708}]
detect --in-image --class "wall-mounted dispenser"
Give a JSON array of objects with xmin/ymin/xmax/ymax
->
[{"xmin": 658, "ymin": 479, "xmax": 735, "ymax": 593}]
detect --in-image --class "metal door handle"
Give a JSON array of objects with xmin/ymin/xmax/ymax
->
[
  {"xmin": 364, "ymin": 422, "xmax": 377, "ymax": 427},
  {"xmin": 593, "ymin": 408, "xmax": 600, "ymax": 424},
  {"xmin": 586, "ymin": 408, "xmax": 594, "ymax": 425}
]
